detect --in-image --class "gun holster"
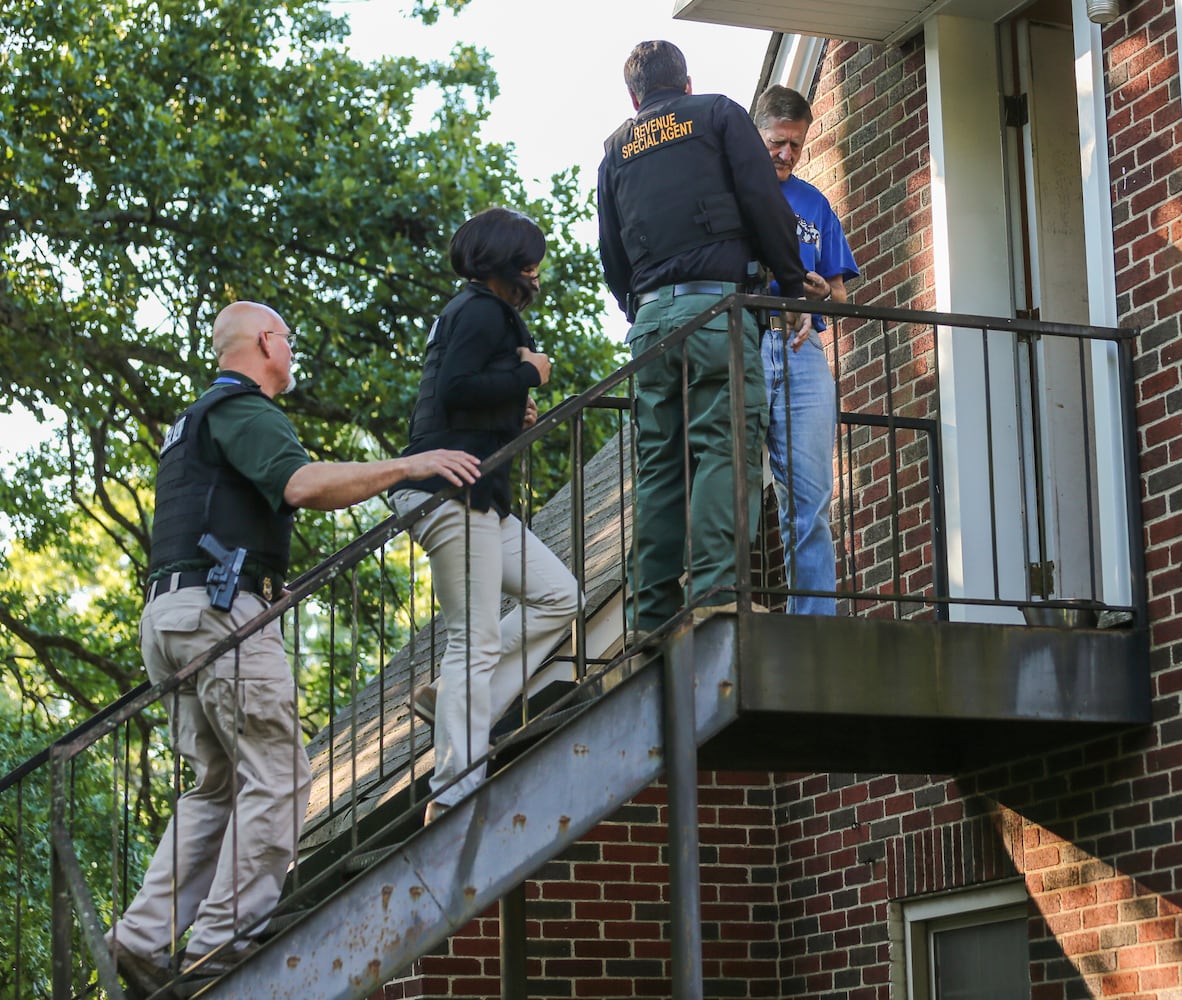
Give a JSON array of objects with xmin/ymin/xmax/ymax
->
[{"xmin": 198, "ymin": 532, "xmax": 247, "ymax": 612}]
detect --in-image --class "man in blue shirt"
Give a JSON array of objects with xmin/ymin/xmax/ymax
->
[{"xmin": 752, "ymin": 85, "xmax": 860, "ymax": 615}]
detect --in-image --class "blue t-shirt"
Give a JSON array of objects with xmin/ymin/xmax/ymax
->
[{"xmin": 771, "ymin": 175, "xmax": 859, "ymax": 331}]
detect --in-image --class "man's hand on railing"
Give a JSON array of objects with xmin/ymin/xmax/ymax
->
[{"xmin": 522, "ymin": 395, "xmax": 538, "ymax": 430}]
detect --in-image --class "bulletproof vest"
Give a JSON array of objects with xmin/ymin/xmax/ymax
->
[
  {"xmin": 604, "ymin": 92, "xmax": 747, "ymax": 269},
  {"xmin": 406, "ymin": 284, "xmax": 530, "ymax": 445},
  {"xmin": 149, "ymin": 381, "xmax": 294, "ymax": 576}
]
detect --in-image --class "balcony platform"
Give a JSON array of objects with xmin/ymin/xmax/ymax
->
[{"xmin": 698, "ymin": 613, "xmax": 1150, "ymax": 774}]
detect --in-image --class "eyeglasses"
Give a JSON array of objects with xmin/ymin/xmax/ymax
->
[{"xmin": 264, "ymin": 329, "xmax": 298, "ymax": 347}]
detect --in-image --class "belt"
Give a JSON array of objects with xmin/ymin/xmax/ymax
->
[
  {"xmin": 633, "ymin": 281, "xmax": 730, "ymax": 310},
  {"xmin": 145, "ymin": 570, "xmax": 280, "ymax": 604}
]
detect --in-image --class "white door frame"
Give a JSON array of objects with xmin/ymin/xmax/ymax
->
[{"xmin": 925, "ymin": 9, "xmax": 1128, "ymax": 621}]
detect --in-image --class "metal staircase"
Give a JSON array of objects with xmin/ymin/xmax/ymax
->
[
  {"xmin": 192, "ymin": 616, "xmax": 744, "ymax": 999},
  {"xmin": 1, "ymin": 294, "xmax": 1148, "ymax": 1000}
]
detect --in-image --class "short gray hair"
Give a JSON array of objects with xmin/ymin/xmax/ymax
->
[{"xmin": 752, "ymin": 85, "xmax": 814, "ymax": 129}]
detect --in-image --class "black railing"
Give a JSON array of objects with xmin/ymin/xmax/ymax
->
[{"xmin": 0, "ymin": 295, "xmax": 1142, "ymax": 999}]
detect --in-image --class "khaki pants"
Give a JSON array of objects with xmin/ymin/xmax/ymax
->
[
  {"xmin": 393, "ymin": 492, "xmax": 579, "ymax": 806},
  {"xmin": 109, "ymin": 587, "xmax": 310, "ymax": 961}
]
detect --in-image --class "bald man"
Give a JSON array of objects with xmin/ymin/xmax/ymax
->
[{"xmin": 107, "ymin": 301, "xmax": 481, "ymax": 995}]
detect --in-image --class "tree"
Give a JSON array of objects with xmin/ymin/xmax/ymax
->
[
  {"xmin": 0, "ymin": 0, "xmax": 620, "ymax": 731},
  {"xmin": 0, "ymin": 0, "xmax": 622, "ymax": 990}
]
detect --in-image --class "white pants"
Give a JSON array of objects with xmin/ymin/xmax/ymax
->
[
  {"xmin": 109, "ymin": 588, "xmax": 311, "ymax": 962},
  {"xmin": 393, "ymin": 491, "xmax": 579, "ymax": 806}
]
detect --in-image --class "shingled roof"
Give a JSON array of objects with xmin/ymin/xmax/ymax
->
[{"xmin": 300, "ymin": 427, "xmax": 634, "ymax": 849}]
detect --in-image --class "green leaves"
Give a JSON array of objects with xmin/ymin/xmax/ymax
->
[
  {"xmin": 0, "ymin": 0, "xmax": 621, "ymax": 767},
  {"xmin": 1, "ymin": 0, "xmax": 623, "ymax": 988}
]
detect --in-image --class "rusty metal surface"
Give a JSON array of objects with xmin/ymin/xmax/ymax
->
[
  {"xmin": 198, "ymin": 625, "xmax": 739, "ymax": 1000},
  {"xmin": 699, "ymin": 613, "xmax": 1150, "ymax": 773}
]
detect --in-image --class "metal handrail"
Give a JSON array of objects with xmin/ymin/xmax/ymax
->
[{"xmin": 2, "ymin": 294, "xmax": 1144, "ymax": 999}]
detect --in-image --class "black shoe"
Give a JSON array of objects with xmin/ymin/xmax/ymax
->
[{"xmin": 111, "ymin": 941, "xmax": 172, "ymax": 999}]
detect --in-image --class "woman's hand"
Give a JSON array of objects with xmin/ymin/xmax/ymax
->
[
  {"xmin": 522, "ymin": 396, "xmax": 539, "ymax": 429},
  {"xmin": 517, "ymin": 346, "xmax": 551, "ymax": 385}
]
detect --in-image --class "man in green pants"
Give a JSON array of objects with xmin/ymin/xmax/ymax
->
[{"xmin": 597, "ymin": 40, "xmax": 810, "ymax": 634}]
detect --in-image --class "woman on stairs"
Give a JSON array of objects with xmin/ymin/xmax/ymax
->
[{"xmin": 391, "ymin": 207, "xmax": 580, "ymax": 823}]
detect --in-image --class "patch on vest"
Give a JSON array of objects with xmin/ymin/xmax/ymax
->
[
  {"xmin": 159, "ymin": 414, "xmax": 188, "ymax": 457},
  {"xmin": 621, "ymin": 111, "xmax": 696, "ymax": 160}
]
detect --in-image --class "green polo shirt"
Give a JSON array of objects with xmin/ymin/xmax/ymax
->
[
  {"xmin": 149, "ymin": 373, "xmax": 311, "ymax": 586},
  {"xmin": 203, "ymin": 371, "xmax": 311, "ymax": 513}
]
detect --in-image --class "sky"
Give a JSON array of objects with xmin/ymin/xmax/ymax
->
[
  {"xmin": 338, "ymin": 0, "xmax": 771, "ymax": 198},
  {"xmin": 338, "ymin": 0, "xmax": 772, "ymax": 340},
  {"xmin": 0, "ymin": 1, "xmax": 771, "ymax": 456}
]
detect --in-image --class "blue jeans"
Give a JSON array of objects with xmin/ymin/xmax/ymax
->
[{"xmin": 762, "ymin": 328, "xmax": 838, "ymax": 615}]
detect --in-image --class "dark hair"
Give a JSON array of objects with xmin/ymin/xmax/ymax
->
[
  {"xmin": 752, "ymin": 85, "xmax": 814, "ymax": 129},
  {"xmin": 623, "ymin": 40, "xmax": 688, "ymax": 105},
  {"xmin": 449, "ymin": 207, "xmax": 546, "ymax": 282},
  {"xmin": 449, "ymin": 207, "xmax": 546, "ymax": 309}
]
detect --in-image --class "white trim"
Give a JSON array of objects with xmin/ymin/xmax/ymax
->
[
  {"xmin": 926, "ymin": 15, "xmax": 1025, "ymax": 622},
  {"xmin": 1072, "ymin": 2, "xmax": 1131, "ymax": 605},
  {"xmin": 902, "ymin": 879, "xmax": 1027, "ymax": 922},
  {"xmin": 1177, "ymin": 0, "xmax": 1182, "ymax": 112},
  {"xmin": 768, "ymin": 33, "xmax": 828, "ymax": 95},
  {"xmin": 901, "ymin": 880, "xmax": 1028, "ymax": 1000}
]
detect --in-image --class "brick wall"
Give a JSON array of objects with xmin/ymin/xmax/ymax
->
[
  {"xmin": 803, "ymin": 36, "xmax": 941, "ymax": 620},
  {"xmin": 1111, "ymin": 0, "xmax": 1182, "ymax": 668},
  {"xmin": 764, "ymin": 5, "xmax": 1182, "ymax": 998},
  {"xmin": 381, "ymin": 4, "xmax": 1182, "ymax": 996},
  {"xmin": 382, "ymin": 774, "xmax": 785, "ymax": 999}
]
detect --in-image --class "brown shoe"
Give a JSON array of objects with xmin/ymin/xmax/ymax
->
[
  {"xmin": 180, "ymin": 939, "xmax": 260, "ymax": 978},
  {"xmin": 111, "ymin": 941, "xmax": 171, "ymax": 999},
  {"xmin": 423, "ymin": 799, "xmax": 451, "ymax": 825},
  {"xmin": 691, "ymin": 600, "xmax": 768, "ymax": 624},
  {"xmin": 410, "ymin": 681, "xmax": 437, "ymax": 725}
]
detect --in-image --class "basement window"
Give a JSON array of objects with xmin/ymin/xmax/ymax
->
[{"xmin": 899, "ymin": 881, "xmax": 1030, "ymax": 1000}]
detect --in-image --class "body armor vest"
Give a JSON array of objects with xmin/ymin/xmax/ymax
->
[
  {"xmin": 149, "ymin": 381, "xmax": 293, "ymax": 576},
  {"xmin": 604, "ymin": 93, "xmax": 747, "ymax": 269}
]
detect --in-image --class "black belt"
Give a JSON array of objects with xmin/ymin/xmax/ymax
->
[
  {"xmin": 145, "ymin": 570, "xmax": 280, "ymax": 604},
  {"xmin": 633, "ymin": 281, "xmax": 730, "ymax": 310}
]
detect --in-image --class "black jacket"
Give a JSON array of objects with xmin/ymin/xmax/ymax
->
[
  {"xmin": 399, "ymin": 282, "xmax": 542, "ymax": 515},
  {"xmin": 597, "ymin": 89, "xmax": 806, "ymax": 314},
  {"xmin": 150, "ymin": 381, "xmax": 294, "ymax": 577}
]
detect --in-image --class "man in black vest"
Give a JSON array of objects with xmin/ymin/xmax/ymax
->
[
  {"xmin": 107, "ymin": 300, "xmax": 480, "ymax": 996},
  {"xmin": 597, "ymin": 40, "xmax": 810, "ymax": 634}
]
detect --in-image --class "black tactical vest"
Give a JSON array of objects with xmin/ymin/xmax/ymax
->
[
  {"xmin": 148, "ymin": 381, "xmax": 293, "ymax": 576},
  {"xmin": 603, "ymin": 92, "xmax": 747, "ymax": 269}
]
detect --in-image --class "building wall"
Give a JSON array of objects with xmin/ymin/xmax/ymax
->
[
  {"xmin": 381, "ymin": 0, "xmax": 1181, "ymax": 995},
  {"xmin": 814, "ymin": 36, "xmax": 942, "ymax": 619},
  {"xmin": 381, "ymin": 774, "xmax": 788, "ymax": 999},
  {"xmin": 767, "ymin": 2, "xmax": 1182, "ymax": 999}
]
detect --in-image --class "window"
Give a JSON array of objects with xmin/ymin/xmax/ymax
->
[{"xmin": 899, "ymin": 881, "xmax": 1030, "ymax": 1000}]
